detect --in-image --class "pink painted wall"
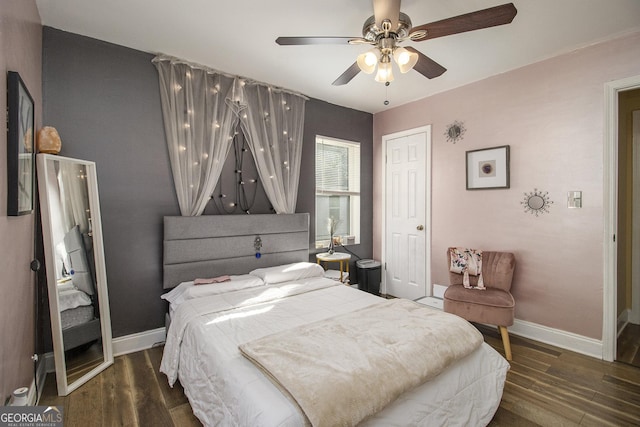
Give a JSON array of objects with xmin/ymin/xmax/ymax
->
[
  {"xmin": 0, "ymin": 0, "xmax": 42, "ymax": 402},
  {"xmin": 373, "ymin": 31, "xmax": 640, "ymax": 340}
]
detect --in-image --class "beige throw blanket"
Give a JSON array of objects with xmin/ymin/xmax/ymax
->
[{"xmin": 239, "ymin": 299, "xmax": 483, "ymax": 427}]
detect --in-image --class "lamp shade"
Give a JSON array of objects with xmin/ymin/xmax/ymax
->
[
  {"xmin": 393, "ymin": 47, "xmax": 418, "ymax": 73},
  {"xmin": 374, "ymin": 61, "xmax": 394, "ymax": 83},
  {"xmin": 357, "ymin": 49, "xmax": 378, "ymax": 74}
]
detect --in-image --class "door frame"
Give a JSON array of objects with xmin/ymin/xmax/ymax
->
[
  {"xmin": 603, "ymin": 74, "xmax": 640, "ymax": 361},
  {"xmin": 632, "ymin": 111, "xmax": 640, "ymax": 325},
  {"xmin": 380, "ymin": 125, "xmax": 432, "ymax": 296}
]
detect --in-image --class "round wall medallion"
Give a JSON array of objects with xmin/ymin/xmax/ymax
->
[
  {"xmin": 444, "ymin": 120, "xmax": 466, "ymax": 143},
  {"xmin": 521, "ymin": 189, "xmax": 553, "ymax": 216}
]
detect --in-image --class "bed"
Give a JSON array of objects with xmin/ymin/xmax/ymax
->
[
  {"xmin": 59, "ymin": 225, "xmax": 102, "ymax": 351},
  {"xmin": 160, "ymin": 214, "xmax": 509, "ymax": 426}
]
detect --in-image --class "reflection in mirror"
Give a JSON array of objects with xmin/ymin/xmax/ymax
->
[
  {"xmin": 448, "ymin": 125, "xmax": 461, "ymax": 139},
  {"xmin": 527, "ymin": 195, "xmax": 545, "ymax": 210},
  {"xmin": 37, "ymin": 154, "xmax": 113, "ymax": 396}
]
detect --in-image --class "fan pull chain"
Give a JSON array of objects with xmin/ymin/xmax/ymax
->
[{"xmin": 384, "ymin": 81, "xmax": 390, "ymax": 106}]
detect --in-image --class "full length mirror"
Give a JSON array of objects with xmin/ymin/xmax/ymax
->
[{"xmin": 37, "ymin": 154, "xmax": 113, "ymax": 396}]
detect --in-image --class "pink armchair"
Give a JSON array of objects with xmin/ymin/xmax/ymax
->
[{"xmin": 443, "ymin": 248, "xmax": 516, "ymax": 360}]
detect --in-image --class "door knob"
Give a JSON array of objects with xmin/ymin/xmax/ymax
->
[{"xmin": 417, "ymin": 225, "xmax": 424, "ymax": 231}]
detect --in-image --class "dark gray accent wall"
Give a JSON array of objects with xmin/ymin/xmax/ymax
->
[
  {"xmin": 300, "ymin": 99, "xmax": 374, "ymax": 269},
  {"xmin": 42, "ymin": 27, "xmax": 178, "ymax": 337},
  {"xmin": 42, "ymin": 27, "xmax": 373, "ymax": 337}
]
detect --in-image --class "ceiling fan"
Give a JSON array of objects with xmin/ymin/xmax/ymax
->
[{"xmin": 276, "ymin": 0, "xmax": 517, "ymax": 85}]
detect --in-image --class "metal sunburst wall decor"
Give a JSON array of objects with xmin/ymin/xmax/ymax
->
[
  {"xmin": 444, "ymin": 120, "xmax": 466, "ymax": 143},
  {"xmin": 521, "ymin": 189, "xmax": 553, "ymax": 216}
]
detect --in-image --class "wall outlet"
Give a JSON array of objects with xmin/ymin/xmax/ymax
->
[{"xmin": 567, "ymin": 190, "xmax": 582, "ymax": 208}]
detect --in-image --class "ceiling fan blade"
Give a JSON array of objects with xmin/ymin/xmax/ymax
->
[
  {"xmin": 276, "ymin": 36, "xmax": 357, "ymax": 45},
  {"xmin": 410, "ymin": 3, "xmax": 517, "ymax": 41},
  {"xmin": 373, "ymin": 0, "xmax": 401, "ymax": 30},
  {"xmin": 332, "ymin": 62, "xmax": 361, "ymax": 86},
  {"xmin": 405, "ymin": 47, "xmax": 446, "ymax": 79}
]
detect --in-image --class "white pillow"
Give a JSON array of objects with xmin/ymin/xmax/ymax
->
[
  {"xmin": 249, "ymin": 262, "xmax": 325, "ymax": 285},
  {"xmin": 58, "ymin": 288, "xmax": 92, "ymax": 312},
  {"xmin": 161, "ymin": 274, "xmax": 264, "ymax": 308}
]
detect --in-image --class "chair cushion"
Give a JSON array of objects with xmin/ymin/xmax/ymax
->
[
  {"xmin": 443, "ymin": 284, "xmax": 515, "ymax": 326},
  {"xmin": 444, "ymin": 285, "xmax": 514, "ymax": 308}
]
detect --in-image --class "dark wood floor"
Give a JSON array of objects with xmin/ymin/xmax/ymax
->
[
  {"xmin": 482, "ymin": 325, "xmax": 640, "ymax": 426},
  {"xmin": 40, "ymin": 326, "xmax": 640, "ymax": 426},
  {"xmin": 40, "ymin": 346, "xmax": 200, "ymax": 427},
  {"xmin": 66, "ymin": 342, "xmax": 105, "ymax": 385}
]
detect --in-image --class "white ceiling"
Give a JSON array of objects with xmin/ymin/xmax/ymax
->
[{"xmin": 36, "ymin": 0, "xmax": 640, "ymax": 114}]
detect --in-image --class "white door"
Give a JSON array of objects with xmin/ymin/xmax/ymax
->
[{"xmin": 384, "ymin": 127, "xmax": 430, "ymax": 300}]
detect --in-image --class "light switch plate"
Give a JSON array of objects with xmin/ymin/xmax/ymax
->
[{"xmin": 568, "ymin": 191, "xmax": 582, "ymax": 208}]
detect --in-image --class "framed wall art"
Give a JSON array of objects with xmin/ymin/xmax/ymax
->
[
  {"xmin": 465, "ymin": 145, "xmax": 510, "ymax": 190},
  {"xmin": 6, "ymin": 71, "xmax": 35, "ymax": 215}
]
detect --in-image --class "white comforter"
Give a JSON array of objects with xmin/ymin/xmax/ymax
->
[{"xmin": 161, "ymin": 278, "xmax": 509, "ymax": 426}]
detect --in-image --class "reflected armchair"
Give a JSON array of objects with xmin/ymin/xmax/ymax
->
[{"xmin": 443, "ymin": 248, "xmax": 516, "ymax": 360}]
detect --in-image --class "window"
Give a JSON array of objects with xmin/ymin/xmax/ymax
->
[{"xmin": 315, "ymin": 136, "xmax": 360, "ymax": 248}]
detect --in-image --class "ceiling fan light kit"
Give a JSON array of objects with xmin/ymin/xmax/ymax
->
[
  {"xmin": 356, "ymin": 34, "xmax": 419, "ymax": 82},
  {"xmin": 375, "ymin": 58, "xmax": 394, "ymax": 83},
  {"xmin": 276, "ymin": 1, "xmax": 517, "ymax": 86},
  {"xmin": 393, "ymin": 47, "xmax": 418, "ymax": 73},
  {"xmin": 357, "ymin": 50, "xmax": 378, "ymax": 74}
]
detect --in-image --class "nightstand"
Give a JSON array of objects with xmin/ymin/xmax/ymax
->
[{"xmin": 316, "ymin": 252, "xmax": 351, "ymax": 283}]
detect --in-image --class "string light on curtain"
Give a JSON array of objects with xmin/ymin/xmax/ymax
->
[
  {"xmin": 213, "ymin": 129, "xmax": 260, "ymax": 214},
  {"xmin": 153, "ymin": 54, "xmax": 308, "ymax": 216},
  {"xmin": 154, "ymin": 56, "xmax": 239, "ymax": 216}
]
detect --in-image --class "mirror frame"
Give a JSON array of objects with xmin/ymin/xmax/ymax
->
[{"xmin": 37, "ymin": 154, "xmax": 113, "ymax": 395}]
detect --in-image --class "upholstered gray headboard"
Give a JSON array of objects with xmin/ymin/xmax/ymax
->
[{"xmin": 163, "ymin": 213, "xmax": 310, "ymax": 289}]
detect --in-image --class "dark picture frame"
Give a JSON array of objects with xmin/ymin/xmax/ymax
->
[
  {"xmin": 7, "ymin": 71, "xmax": 35, "ymax": 215},
  {"xmin": 466, "ymin": 145, "xmax": 510, "ymax": 190}
]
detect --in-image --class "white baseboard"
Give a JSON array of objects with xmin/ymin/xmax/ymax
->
[
  {"xmin": 4, "ymin": 357, "xmax": 47, "ymax": 406},
  {"xmin": 113, "ymin": 327, "xmax": 166, "ymax": 357},
  {"xmin": 509, "ymin": 318, "xmax": 603, "ymax": 359},
  {"xmin": 42, "ymin": 327, "xmax": 167, "ymax": 376},
  {"xmin": 432, "ymin": 284, "xmax": 447, "ymax": 299},
  {"xmin": 418, "ymin": 288, "xmax": 603, "ymax": 359},
  {"xmin": 18, "ymin": 355, "xmax": 49, "ymax": 405}
]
